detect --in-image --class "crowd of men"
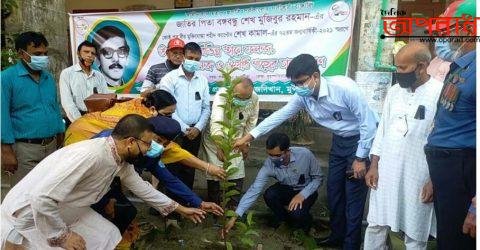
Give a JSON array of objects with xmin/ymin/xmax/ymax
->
[{"xmin": 0, "ymin": 0, "xmax": 476, "ymax": 249}]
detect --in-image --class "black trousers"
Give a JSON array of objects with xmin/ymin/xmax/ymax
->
[
  {"xmin": 425, "ymin": 146, "xmax": 476, "ymax": 250},
  {"xmin": 207, "ymin": 178, "xmax": 244, "ymax": 209},
  {"xmin": 263, "ymin": 182, "xmax": 318, "ymax": 232},
  {"xmin": 165, "ymin": 132, "xmax": 202, "ymax": 203}
]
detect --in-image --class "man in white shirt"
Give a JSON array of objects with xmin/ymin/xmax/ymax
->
[
  {"xmin": 159, "ymin": 42, "xmax": 210, "ymax": 193},
  {"xmin": 59, "ymin": 40, "xmax": 110, "ymax": 123},
  {"xmin": 364, "ymin": 42, "xmax": 442, "ymax": 249},
  {"xmin": 1, "ymin": 114, "xmax": 205, "ymax": 250}
]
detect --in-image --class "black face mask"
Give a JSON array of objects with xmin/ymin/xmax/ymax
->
[{"xmin": 394, "ymin": 66, "xmax": 418, "ymax": 88}]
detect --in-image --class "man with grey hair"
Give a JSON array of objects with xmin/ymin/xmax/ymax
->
[
  {"xmin": 199, "ymin": 76, "xmax": 259, "ymax": 208},
  {"xmin": 363, "ymin": 42, "xmax": 443, "ymax": 249}
]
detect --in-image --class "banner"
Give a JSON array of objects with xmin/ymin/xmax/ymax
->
[{"xmin": 69, "ymin": 0, "xmax": 355, "ymax": 101}]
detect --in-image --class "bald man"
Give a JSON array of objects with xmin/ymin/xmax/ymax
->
[
  {"xmin": 199, "ymin": 77, "xmax": 259, "ymax": 208},
  {"xmin": 363, "ymin": 42, "xmax": 443, "ymax": 249}
]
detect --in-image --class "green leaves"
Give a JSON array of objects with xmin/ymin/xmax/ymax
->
[
  {"xmin": 225, "ymin": 189, "xmax": 240, "ymax": 198},
  {"xmin": 226, "ymin": 242, "xmax": 233, "ymax": 250},
  {"xmin": 225, "ymin": 210, "xmax": 237, "ymax": 217},
  {"xmin": 247, "ymin": 211, "xmax": 254, "ymax": 226},
  {"xmin": 235, "ymin": 221, "xmax": 248, "ymax": 232},
  {"xmin": 240, "ymin": 238, "xmax": 255, "ymax": 247},
  {"xmin": 226, "ymin": 167, "xmax": 239, "ymax": 176},
  {"xmin": 220, "ymin": 181, "xmax": 237, "ymax": 189}
]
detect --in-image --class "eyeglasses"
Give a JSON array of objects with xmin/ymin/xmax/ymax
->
[
  {"xmin": 290, "ymin": 76, "xmax": 312, "ymax": 86},
  {"xmin": 134, "ymin": 138, "xmax": 152, "ymax": 148},
  {"xmin": 99, "ymin": 46, "xmax": 129, "ymax": 59}
]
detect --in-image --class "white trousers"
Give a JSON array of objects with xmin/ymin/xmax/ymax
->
[{"xmin": 364, "ymin": 224, "xmax": 427, "ymax": 250}]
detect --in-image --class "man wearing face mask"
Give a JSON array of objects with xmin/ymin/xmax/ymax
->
[
  {"xmin": 0, "ymin": 114, "xmax": 206, "ymax": 249},
  {"xmin": 140, "ymin": 38, "xmax": 185, "ymax": 93},
  {"xmin": 59, "ymin": 40, "xmax": 110, "ymax": 125},
  {"xmin": 224, "ymin": 133, "xmax": 323, "ymax": 234},
  {"xmin": 159, "ymin": 42, "xmax": 211, "ymax": 195},
  {"xmin": 199, "ymin": 77, "xmax": 259, "ymax": 209},
  {"xmin": 1, "ymin": 32, "xmax": 65, "ymax": 186},
  {"xmin": 425, "ymin": 0, "xmax": 476, "ymax": 248},
  {"xmin": 363, "ymin": 42, "xmax": 443, "ymax": 250},
  {"xmin": 234, "ymin": 54, "xmax": 378, "ymax": 249}
]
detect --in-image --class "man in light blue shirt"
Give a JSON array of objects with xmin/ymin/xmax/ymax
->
[
  {"xmin": 225, "ymin": 133, "xmax": 323, "ymax": 233},
  {"xmin": 235, "ymin": 54, "xmax": 378, "ymax": 249},
  {"xmin": 1, "ymin": 32, "xmax": 65, "ymax": 185},
  {"xmin": 159, "ymin": 42, "xmax": 211, "ymax": 199}
]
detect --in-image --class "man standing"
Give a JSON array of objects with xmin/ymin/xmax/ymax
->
[
  {"xmin": 425, "ymin": 1, "xmax": 476, "ymax": 248},
  {"xmin": 140, "ymin": 37, "xmax": 185, "ymax": 92},
  {"xmin": 363, "ymin": 42, "xmax": 442, "ymax": 249},
  {"xmin": 1, "ymin": 114, "xmax": 206, "ymax": 249},
  {"xmin": 60, "ymin": 40, "xmax": 110, "ymax": 124},
  {"xmin": 200, "ymin": 77, "xmax": 259, "ymax": 208},
  {"xmin": 1, "ymin": 32, "xmax": 65, "ymax": 185},
  {"xmin": 235, "ymin": 54, "xmax": 378, "ymax": 249},
  {"xmin": 159, "ymin": 42, "xmax": 211, "ymax": 192},
  {"xmin": 225, "ymin": 133, "xmax": 323, "ymax": 233},
  {"xmin": 92, "ymin": 26, "xmax": 130, "ymax": 87}
]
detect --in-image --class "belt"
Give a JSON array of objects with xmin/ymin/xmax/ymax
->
[
  {"xmin": 424, "ymin": 145, "xmax": 476, "ymax": 158},
  {"xmin": 16, "ymin": 136, "xmax": 56, "ymax": 145}
]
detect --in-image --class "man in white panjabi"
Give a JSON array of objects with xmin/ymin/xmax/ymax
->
[
  {"xmin": 199, "ymin": 77, "xmax": 259, "ymax": 208},
  {"xmin": 364, "ymin": 42, "xmax": 443, "ymax": 249},
  {"xmin": 1, "ymin": 114, "xmax": 205, "ymax": 250}
]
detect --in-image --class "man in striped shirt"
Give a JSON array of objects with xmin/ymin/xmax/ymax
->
[{"xmin": 140, "ymin": 38, "xmax": 185, "ymax": 92}]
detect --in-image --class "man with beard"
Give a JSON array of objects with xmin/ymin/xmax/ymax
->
[
  {"xmin": 92, "ymin": 26, "xmax": 130, "ymax": 87},
  {"xmin": 60, "ymin": 40, "xmax": 110, "ymax": 124},
  {"xmin": 140, "ymin": 38, "xmax": 185, "ymax": 92}
]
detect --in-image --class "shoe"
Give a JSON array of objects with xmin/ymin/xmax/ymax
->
[
  {"xmin": 149, "ymin": 207, "xmax": 160, "ymax": 216},
  {"xmin": 315, "ymin": 237, "xmax": 343, "ymax": 248}
]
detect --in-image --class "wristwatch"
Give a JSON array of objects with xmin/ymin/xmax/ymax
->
[{"xmin": 355, "ymin": 156, "xmax": 367, "ymax": 162}]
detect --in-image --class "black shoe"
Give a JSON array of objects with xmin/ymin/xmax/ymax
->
[{"xmin": 315, "ymin": 237, "xmax": 343, "ymax": 248}]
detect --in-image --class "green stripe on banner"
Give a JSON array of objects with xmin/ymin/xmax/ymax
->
[{"xmin": 322, "ymin": 47, "xmax": 350, "ymax": 76}]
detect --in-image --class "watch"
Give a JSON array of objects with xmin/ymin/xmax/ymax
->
[{"xmin": 355, "ymin": 156, "xmax": 367, "ymax": 162}]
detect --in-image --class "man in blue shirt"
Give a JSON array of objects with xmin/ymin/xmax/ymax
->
[
  {"xmin": 235, "ymin": 54, "xmax": 378, "ymax": 249},
  {"xmin": 1, "ymin": 32, "xmax": 65, "ymax": 185},
  {"xmin": 425, "ymin": 5, "xmax": 476, "ymax": 247},
  {"xmin": 225, "ymin": 133, "xmax": 323, "ymax": 233},
  {"xmin": 92, "ymin": 116, "xmax": 223, "ymax": 234}
]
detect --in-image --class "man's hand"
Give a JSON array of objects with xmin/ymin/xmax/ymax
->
[
  {"xmin": 200, "ymin": 201, "xmax": 224, "ymax": 216},
  {"xmin": 1, "ymin": 144, "xmax": 18, "ymax": 174},
  {"xmin": 421, "ymin": 180, "xmax": 433, "ymax": 203},
  {"xmin": 62, "ymin": 231, "xmax": 86, "ymax": 250},
  {"xmin": 56, "ymin": 133, "xmax": 65, "ymax": 148},
  {"xmin": 208, "ymin": 164, "xmax": 227, "ymax": 180},
  {"xmin": 216, "ymin": 148, "xmax": 226, "ymax": 162},
  {"xmin": 222, "ymin": 216, "xmax": 238, "ymax": 239},
  {"xmin": 365, "ymin": 163, "xmax": 378, "ymax": 189},
  {"xmin": 175, "ymin": 205, "xmax": 206, "ymax": 224},
  {"xmin": 239, "ymin": 144, "xmax": 249, "ymax": 160},
  {"xmin": 233, "ymin": 134, "xmax": 253, "ymax": 150},
  {"xmin": 288, "ymin": 193, "xmax": 305, "ymax": 211},
  {"xmin": 352, "ymin": 159, "xmax": 367, "ymax": 179},
  {"xmin": 104, "ymin": 198, "xmax": 116, "ymax": 219},
  {"xmin": 463, "ymin": 211, "xmax": 476, "ymax": 238},
  {"xmin": 185, "ymin": 127, "xmax": 200, "ymax": 140}
]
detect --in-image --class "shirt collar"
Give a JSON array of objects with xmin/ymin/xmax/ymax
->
[
  {"xmin": 75, "ymin": 63, "xmax": 96, "ymax": 77},
  {"xmin": 107, "ymin": 136, "xmax": 122, "ymax": 165},
  {"xmin": 454, "ymin": 50, "xmax": 476, "ymax": 68},
  {"xmin": 317, "ymin": 76, "xmax": 329, "ymax": 100}
]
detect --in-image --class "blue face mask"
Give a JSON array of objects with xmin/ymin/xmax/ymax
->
[
  {"xmin": 183, "ymin": 59, "xmax": 201, "ymax": 73},
  {"xmin": 294, "ymin": 77, "xmax": 317, "ymax": 97},
  {"xmin": 233, "ymin": 98, "xmax": 251, "ymax": 107},
  {"xmin": 23, "ymin": 50, "xmax": 49, "ymax": 71},
  {"xmin": 270, "ymin": 155, "xmax": 285, "ymax": 168},
  {"xmin": 146, "ymin": 140, "xmax": 164, "ymax": 158}
]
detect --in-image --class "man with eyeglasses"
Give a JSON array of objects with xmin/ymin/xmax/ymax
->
[
  {"xmin": 140, "ymin": 38, "xmax": 185, "ymax": 93},
  {"xmin": 234, "ymin": 54, "xmax": 378, "ymax": 249},
  {"xmin": 59, "ymin": 40, "xmax": 110, "ymax": 125},
  {"xmin": 92, "ymin": 26, "xmax": 130, "ymax": 87},
  {"xmin": 363, "ymin": 42, "xmax": 442, "ymax": 250},
  {"xmin": 224, "ymin": 133, "xmax": 323, "ymax": 234},
  {"xmin": 199, "ymin": 76, "xmax": 259, "ymax": 209}
]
